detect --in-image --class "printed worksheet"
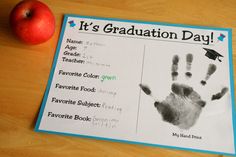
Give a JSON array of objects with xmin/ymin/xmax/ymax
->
[{"xmin": 35, "ymin": 14, "xmax": 236, "ymax": 156}]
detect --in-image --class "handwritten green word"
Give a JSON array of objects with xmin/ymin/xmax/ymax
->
[{"xmin": 101, "ymin": 75, "xmax": 116, "ymax": 82}]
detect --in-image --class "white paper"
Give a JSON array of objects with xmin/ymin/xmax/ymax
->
[{"xmin": 35, "ymin": 15, "xmax": 236, "ymax": 155}]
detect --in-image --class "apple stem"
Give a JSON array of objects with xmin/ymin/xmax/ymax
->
[{"xmin": 25, "ymin": 10, "xmax": 32, "ymax": 18}]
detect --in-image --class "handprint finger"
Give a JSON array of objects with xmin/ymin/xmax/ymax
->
[
  {"xmin": 183, "ymin": 85, "xmax": 193, "ymax": 97},
  {"xmin": 139, "ymin": 84, "xmax": 152, "ymax": 96},
  {"xmin": 185, "ymin": 53, "xmax": 193, "ymax": 78},
  {"xmin": 201, "ymin": 64, "xmax": 217, "ymax": 85},
  {"xmin": 211, "ymin": 87, "xmax": 229, "ymax": 100},
  {"xmin": 171, "ymin": 83, "xmax": 193, "ymax": 97},
  {"xmin": 171, "ymin": 83, "xmax": 183, "ymax": 96},
  {"xmin": 140, "ymin": 84, "xmax": 160, "ymax": 106},
  {"xmin": 171, "ymin": 55, "xmax": 179, "ymax": 81},
  {"xmin": 196, "ymin": 100, "xmax": 206, "ymax": 107}
]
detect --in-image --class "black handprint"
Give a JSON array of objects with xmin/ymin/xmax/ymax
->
[{"xmin": 140, "ymin": 54, "xmax": 228, "ymax": 130}]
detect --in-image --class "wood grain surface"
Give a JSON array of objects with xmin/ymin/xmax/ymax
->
[{"xmin": 0, "ymin": 0, "xmax": 236, "ymax": 157}]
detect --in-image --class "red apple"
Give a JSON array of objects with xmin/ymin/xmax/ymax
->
[{"xmin": 10, "ymin": 0, "xmax": 55, "ymax": 45}]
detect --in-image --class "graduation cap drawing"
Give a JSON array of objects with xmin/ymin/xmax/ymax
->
[{"xmin": 203, "ymin": 48, "xmax": 223, "ymax": 62}]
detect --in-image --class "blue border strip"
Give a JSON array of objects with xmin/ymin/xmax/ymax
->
[
  {"xmin": 228, "ymin": 29, "xmax": 236, "ymax": 155},
  {"xmin": 35, "ymin": 15, "xmax": 68, "ymax": 130},
  {"xmin": 35, "ymin": 14, "xmax": 236, "ymax": 156}
]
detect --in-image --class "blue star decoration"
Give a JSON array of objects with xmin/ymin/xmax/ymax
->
[
  {"xmin": 217, "ymin": 33, "xmax": 225, "ymax": 42},
  {"xmin": 68, "ymin": 20, "xmax": 76, "ymax": 27}
]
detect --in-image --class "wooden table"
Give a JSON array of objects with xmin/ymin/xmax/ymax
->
[{"xmin": 0, "ymin": 0, "xmax": 235, "ymax": 156}]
